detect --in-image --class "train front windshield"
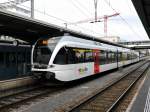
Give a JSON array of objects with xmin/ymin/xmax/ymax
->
[
  {"xmin": 33, "ymin": 46, "xmax": 52, "ymax": 65},
  {"xmin": 33, "ymin": 37, "xmax": 61, "ymax": 66}
]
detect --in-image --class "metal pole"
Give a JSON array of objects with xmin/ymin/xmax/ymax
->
[
  {"xmin": 93, "ymin": 0, "xmax": 98, "ymax": 40},
  {"xmin": 64, "ymin": 23, "xmax": 68, "ymax": 29},
  {"xmin": 94, "ymin": 0, "xmax": 98, "ymax": 22},
  {"xmin": 31, "ymin": 0, "xmax": 34, "ymax": 18},
  {"xmin": 104, "ymin": 15, "xmax": 107, "ymax": 37}
]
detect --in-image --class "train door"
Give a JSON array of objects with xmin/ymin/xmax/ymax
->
[{"xmin": 93, "ymin": 49, "xmax": 100, "ymax": 74}]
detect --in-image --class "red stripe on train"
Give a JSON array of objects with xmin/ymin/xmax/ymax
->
[{"xmin": 93, "ymin": 49, "xmax": 100, "ymax": 74}]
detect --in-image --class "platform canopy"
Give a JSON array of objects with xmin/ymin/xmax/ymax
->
[
  {"xmin": 0, "ymin": 9, "xmax": 129, "ymax": 48},
  {"xmin": 132, "ymin": 0, "xmax": 150, "ymax": 39},
  {"xmin": 0, "ymin": 9, "xmax": 72, "ymax": 43}
]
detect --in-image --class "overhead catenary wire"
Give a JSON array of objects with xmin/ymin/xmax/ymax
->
[
  {"xmin": 104, "ymin": 0, "xmax": 144, "ymax": 40},
  {"xmin": 125, "ymin": 0, "xmax": 134, "ymax": 13},
  {"xmin": 73, "ymin": 0, "xmax": 93, "ymax": 16},
  {"xmin": 5, "ymin": 0, "xmax": 69, "ymax": 23},
  {"xmin": 4, "ymin": 0, "xmax": 141, "ymax": 39},
  {"xmin": 64, "ymin": 0, "xmax": 104, "ymax": 36},
  {"xmin": 67, "ymin": 0, "xmax": 91, "ymax": 19},
  {"xmin": 5, "ymin": 0, "xmax": 103, "ymax": 37},
  {"xmin": 72, "ymin": 24, "xmax": 104, "ymax": 36},
  {"xmin": 125, "ymin": 0, "xmax": 148, "ymax": 40},
  {"xmin": 67, "ymin": 0, "xmax": 108, "ymax": 35}
]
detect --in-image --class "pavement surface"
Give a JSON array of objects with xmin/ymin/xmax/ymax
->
[{"xmin": 128, "ymin": 65, "xmax": 150, "ymax": 112}]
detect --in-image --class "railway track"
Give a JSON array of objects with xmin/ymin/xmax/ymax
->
[
  {"xmin": 69, "ymin": 62, "xmax": 149, "ymax": 112},
  {"xmin": 0, "ymin": 61, "xmax": 147, "ymax": 112},
  {"xmin": 0, "ymin": 76, "xmax": 36, "ymax": 94},
  {"xmin": 0, "ymin": 86, "xmax": 60, "ymax": 111}
]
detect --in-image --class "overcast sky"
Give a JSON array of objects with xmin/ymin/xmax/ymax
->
[{"xmin": 1, "ymin": 0, "xmax": 149, "ymax": 41}]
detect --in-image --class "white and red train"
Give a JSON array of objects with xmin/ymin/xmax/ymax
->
[{"xmin": 31, "ymin": 35, "xmax": 139, "ymax": 82}]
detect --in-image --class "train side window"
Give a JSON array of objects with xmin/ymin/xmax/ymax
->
[
  {"xmin": 127, "ymin": 53, "xmax": 130, "ymax": 60},
  {"xmin": 111, "ymin": 51, "xmax": 115, "ymax": 63},
  {"xmin": 54, "ymin": 48, "xmax": 67, "ymax": 64},
  {"xmin": 74, "ymin": 49, "xmax": 85, "ymax": 63},
  {"xmin": 117, "ymin": 52, "xmax": 121, "ymax": 62},
  {"xmin": 110, "ymin": 52, "xmax": 113, "ymax": 63},
  {"xmin": 122, "ymin": 52, "xmax": 125, "ymax": 61},
  {"xmin": 107, "ymin": 51, "xmax": 112, "ymax": 63},
  {"xmin": 120, "ymin": 52, "xmax": 122, "ymax": 62},
  {"xmin": 100, "ymin": 50, "xmax": 107, "ymax": 65},
  {"xmin": 67, "ymin": 47, "xmax": 75, "ymax": 64},
  {"xmin": 105, "ymin": 51, "xmax": 108, "ymax": 64},
  {"xmin": 114, "ymin": 52, "xmax": 117, "ymax": 62},
  {"xmin": 111, "ymin": 52, "xmax": 115, "ymax": 63},
  {"xmin": 120, "ymin": 52, "xmax": 123, "ymax": 61},
  {"xmin": 125, "ymin": 53, "xmax": 127, "ymax": 60},
  {"xmin": 85, "ymin": 50, "xmax": 93, "ymax": 62}
]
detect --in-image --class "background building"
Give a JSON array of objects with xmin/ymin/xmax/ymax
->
[{"xmin": 100, "ymin": 36, "xmax": 121, "ymax": 43}]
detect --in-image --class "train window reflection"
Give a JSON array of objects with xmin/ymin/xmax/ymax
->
[
  {"xmin": 74, "ymin": 49, "xmax": 85, "ymax": 63},
  {"xmin": 33, "ymin": 47, "xmax": 52, "ymax": 65},
  {"xmin": 67, "ymin": 48, "xmax": 75, "ymax": 64},
  {"xmin": 85, "ymin": 51, "xmax": 93, "ymax": 62},
  {"xmin": 54, "ymin": 47, "xmax": 94, "ymax": 65},
  {"xmin": 100, "ymin": 50, "xmax": 107, "ymax": 64},
  {"xmin": 54, "ymin": 48, "xmax": 67, "ymax": 64}
]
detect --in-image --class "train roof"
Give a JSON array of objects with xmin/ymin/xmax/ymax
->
[{"xmin": 46, "ymin": 36, "xmax": 132, "ymax": 52}]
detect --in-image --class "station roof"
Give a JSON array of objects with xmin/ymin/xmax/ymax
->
[
  {"xmin": 131, "ymin": 0, "xmax": 150, "ymax": 39},
  {"xmin": 119, "ymin": 40, "xmax": 150, "ymax": 49},
  {"xmin": 118, "ymin": 40, "xmax": 150, "ymax": 45},
  {"xmin": 132, "ymin": 45, "xmax": 150, "ymax": 49},
  {"xmin": 0, "ymin": 9, "xmax": 69, "ymax": 44},
  {"xmin": 0, "ymin": 9, "xmax": 128, "ymax": 48}
]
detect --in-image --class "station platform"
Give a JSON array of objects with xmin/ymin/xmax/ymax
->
[{"xmin": 127, "ymin": 64, "xmax": 150, "ymax": 112}]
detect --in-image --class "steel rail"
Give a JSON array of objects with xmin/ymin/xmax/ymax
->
[
  {"xmin": 68, "ymin": 61, "xmax": 149, "ymax": 112},
  {"xmin": 0, "ymin": 86, "xmax": 59, "ymax": 110},
  {"xmin": 107, "ymin": 63, "xmax": 149, "ymax": 112}
]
